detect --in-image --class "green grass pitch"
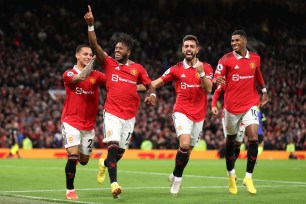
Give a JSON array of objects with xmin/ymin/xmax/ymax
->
[{"xmin": 0, "ymin": 159, "xmax": 305, "ymax": 204}]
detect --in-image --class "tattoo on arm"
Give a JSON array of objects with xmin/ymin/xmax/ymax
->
[{"xmin": 78, "ymin": 57, "xmax": 95, "ymax": 81}]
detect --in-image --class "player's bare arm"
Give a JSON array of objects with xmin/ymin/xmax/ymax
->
[
  {"xmin": 144, "ymin": 83, "xmax": 157, "ymax": 106},
  {"xmin": 72, "ymin": 56, "xmax": 95, "ymax": 83},
  {"xmin": 151, "ymin": 78, "xmax": 165, "ymax": 89},
  {"xmin": 196, "ymin": 63, "xmax": 212, "ymax": 93},
  {"xmin": 260, "ymin": 89, "xmax": 269, "ymax": 107},
  {"xmin": 136, "ymin": 84, "xmax": 147, "ymax": 91},
  {"xmin": 214, "ymin": 76, "xmax": 226, "ymax": 85},
  {"xmin": 84, "ymin": 5, "xmax": 107, "ymax": 64}
]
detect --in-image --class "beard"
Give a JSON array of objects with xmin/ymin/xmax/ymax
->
[
  {"xmin": 115, "ymin": 53, "xmax": 128, "ymax": 64},
  {"xmin": 184, "ymin": 53, "xmax": 196, "ymax": 62}
]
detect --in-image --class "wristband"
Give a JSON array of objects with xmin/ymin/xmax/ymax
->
[
  {"xmin": 88, "ymin": 25, "xmax": 94, "ymax": 31},
  {"xmin": 150, "ymin": 93, "xmax": 156, "ymax": 97},
  {"xmin": 199, "ymin": 72, "xmax": 205, "ymax": 78},
  {"xmin": 262, "ymin": 88, "xmax": 267, "ymax": 93}
]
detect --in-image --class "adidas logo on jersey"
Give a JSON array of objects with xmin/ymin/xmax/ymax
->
[
  {"xmin": 234, "ymin": 65, "xmax": 240, "ymax": 69},
  {"xmin": 115, "ymin": 66, "xmax": 120, "ymax": 70},
  {"xmin": 181, "ymin": 74, "xmax": 186, "ymax": 78}
]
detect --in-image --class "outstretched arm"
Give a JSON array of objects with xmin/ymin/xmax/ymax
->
[
  {"xmin": 84, "ymin": 5, "xmax": 107, "ymax": 64},
  {"xmin": 144, "ymin": 83, "xmax": 157, "ymax": 106}
]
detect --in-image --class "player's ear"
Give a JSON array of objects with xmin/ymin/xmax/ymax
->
[{"xmin": 196, "ymin": 46, "xmax": 200, "ymax": 54}]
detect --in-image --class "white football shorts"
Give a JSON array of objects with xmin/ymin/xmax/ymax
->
[
  {"xmin": 172, "ymin": 112, "xmax": 204, "ymax": 147},
  {"xmin": 62, "ymin": 122, "xmax": 95, "ymax": 155},
  {"xmin": 103, "ymin": 111, "xmax": 135, "ymax": 149},
  {"xmin": 224, "ymin": 106, "xmax": 259, "ymax": 136},
  {"xmin": 222, "ymin": 115, "xmax": 244, "ymax": 142}
]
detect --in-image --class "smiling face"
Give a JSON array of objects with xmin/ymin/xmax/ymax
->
[
  {"xmin": 76, "ymin": 46, "xmax": 93, "ymax": 68},
  {"xmin": 231, "ymin": 34, "xmax": 247, "ymax": 55},
  {"xmin": 114, "ymin": 42, "xmax": 130, "ymax": 64},
  {"xmin": 182, "ymin": 40, "xmax": 199, "ymax": 62}
]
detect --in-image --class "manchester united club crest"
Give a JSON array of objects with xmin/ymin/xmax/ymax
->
[
  {"xmin": 130, "ymin": 68, "xmax": 138, "ymax": 76},
  {"xmin": 250, "ymin": 62, "xmax": 256, "ymax": 69},
  {"xmin": 196, "ymin": 72, "xmax": 200, "ymax": 78},
  {"xmin": 89, "ymin": 78, "xmax": 96, "ymax": 85}
]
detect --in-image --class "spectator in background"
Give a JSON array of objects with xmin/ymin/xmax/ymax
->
[{"xmin": 22, "ymin": 135, "xmax": 33, "ymax": 149}]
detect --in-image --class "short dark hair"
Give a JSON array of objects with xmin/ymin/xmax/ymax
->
[
  {"xmin": 113, "ymin": 33, "xmax": 135, "ymax": 51},
  {"xmin": 183, "ymin": 35, "xmax": 199, "ymax": 46},
  {"xmin": 75, "ymin": 44, "xmax": 91, "ymax": 54},
  {"xmin": 232, "ymin": 30, "xmax": 247, "ymax": 38}
]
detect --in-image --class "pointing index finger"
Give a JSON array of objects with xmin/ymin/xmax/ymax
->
[{"xmin": 88, "ymin": 5, "xmax": 92, "ymax": 13}]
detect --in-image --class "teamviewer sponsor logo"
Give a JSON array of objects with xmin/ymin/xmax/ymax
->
[
  {"xmin": 232, "ymin": 74, "xmax": 239, "ymax": 81},
  {"xmin": 112, "ymin": 74, "xmax": 119, "ymax": 82},
  {"xmin": 232, "ymin": 74, "xmax": 254, "ymax": 81}
]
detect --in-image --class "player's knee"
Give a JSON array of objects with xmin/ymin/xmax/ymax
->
[
  {"xmin": 79, "ymin": 161, "xmax": 88, "ymax": 165},
  {"xmin": 227, "ymin": 135, "xmax": 236, "ymax": 142},
  {"xmin": 235, "ymin": 142, "xmax": 242, "ymax": 148},
  {"xmin": 107, "ymin": 141, "xmax": 119, "ymax": 149},
  {"xmin": 118, "ymin": 148, "xmax": 125, "ymax": 155}
]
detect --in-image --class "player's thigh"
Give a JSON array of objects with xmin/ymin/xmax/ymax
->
[
  {"xmin": 236, "ymin": 124, "xmax": 246, "ymax": 142},
  {"xmin": 62, "ymin": 122, "xmax": 81, "ymax": 150},
  {"xmin": 242, "ymin": 106, "xmax": 259, "ymax": 139},
  {"xmin": 79, "ymin": 129, "xmax": 95, "ymax": 157},
  {"xmin": 103, "ymin": 111, "xmax": 123, "ymax": 143},
  {"xmin": 172, "ymin": 112, "xmax": 193, "ymax": 137},
  {"xmin": 224, "ymin": 109, "xmax": 242, "ymax": 135},
  {"xmin": 190, "ymin": 120, "xmax": 204, "ymax": 147},
  {"xmin": 119, "ymin": 117, "xmax": 136, "ymax": 149},
  {"xmin": 242, "ymin": 106, "xmax": 259, "ymax": 127},
  {"xmin": 222, "ymin": 116, "xmax": 227, "ymax": 137}
]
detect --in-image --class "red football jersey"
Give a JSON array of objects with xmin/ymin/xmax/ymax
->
[
  {"xmin": 213, "ymin": 50, "xmax": 264, "ymax": 114},
  {"xmin": 61, "ymin": 67, "xmax": 106, "ymax": 130},
  {"xmin": 102, "ymin": 56, "xmax": 152, "ymax": 120},
  {"xmin": 161, "ymin": 59, "xmax": 213, "ymax": 122}
]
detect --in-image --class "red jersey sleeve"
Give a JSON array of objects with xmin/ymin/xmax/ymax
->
[
  {"xmin": 213, "ymin": 57, "xmax": 227, "ymax": 81},
  {"xmin": 95, "ymin": 71, "xmax": 106, "ymax": 85},
  {"xmin": 63, "ymin": 69, "xmax": 76, "ymax": 87},
  {"xmin": 211, "ymin": 85, "xmax": 223, "ymax": 107},
  {"xmin": 255, "ymin": 63, "xmax": 265, "ymax": 86},
  {"xmin": 161, "ymin": 67, "xmax": 175, "ymax": 82},
  {"xmin": 137, "ymin": 65, "xmax": 152, "ymax": 85}
]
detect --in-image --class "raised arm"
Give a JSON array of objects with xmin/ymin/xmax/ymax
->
[
  {"xmin": 84, "ymin": 5, "xmax": 107, "ymax": 64},
  {"xmin": 72, "ymin": 56, "xmax": 95, "ymax": 83},
  {"xmin": 196, "ymin": 62, "xmax": 213, "ymax": 93}
]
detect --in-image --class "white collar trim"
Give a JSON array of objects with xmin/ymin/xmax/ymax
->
[
  {"xmin": 73, "ymin": 65, "xmax": 81, "ymax": 74},
  {"xmin": 233, "ymin": 50, "xmax": 250, "ymax": 59},
  {"xmin": 183, "ymin": 58, "xmax": 200, "ymax": 69}
]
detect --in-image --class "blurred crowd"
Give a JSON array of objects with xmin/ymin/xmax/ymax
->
[{"xmin": 0, "ymin": 0, "xmax": 305, "ymax": 151}]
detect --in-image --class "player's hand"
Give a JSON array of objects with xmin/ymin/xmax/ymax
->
[
  {"xmin": 84, "ymin": 5, "xmax": 94, "ymax": 25},
  {"xmin": 144, "ymin": 95, "xmax": 156, "ymax": 106},
  {"xmin": 214, "ymin": 76, "xmax": 226, "ymax": 85},
  {"xmin": 260, "ymin": 92, "xmax": 269, "ymax": 107},
  {"xmin": 211, "ymin": 107, "xmax": 218, "ymax": 115},
  {"xmin": 195, "ymin": 62, "xmax": 204, "ymax": 74}
]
